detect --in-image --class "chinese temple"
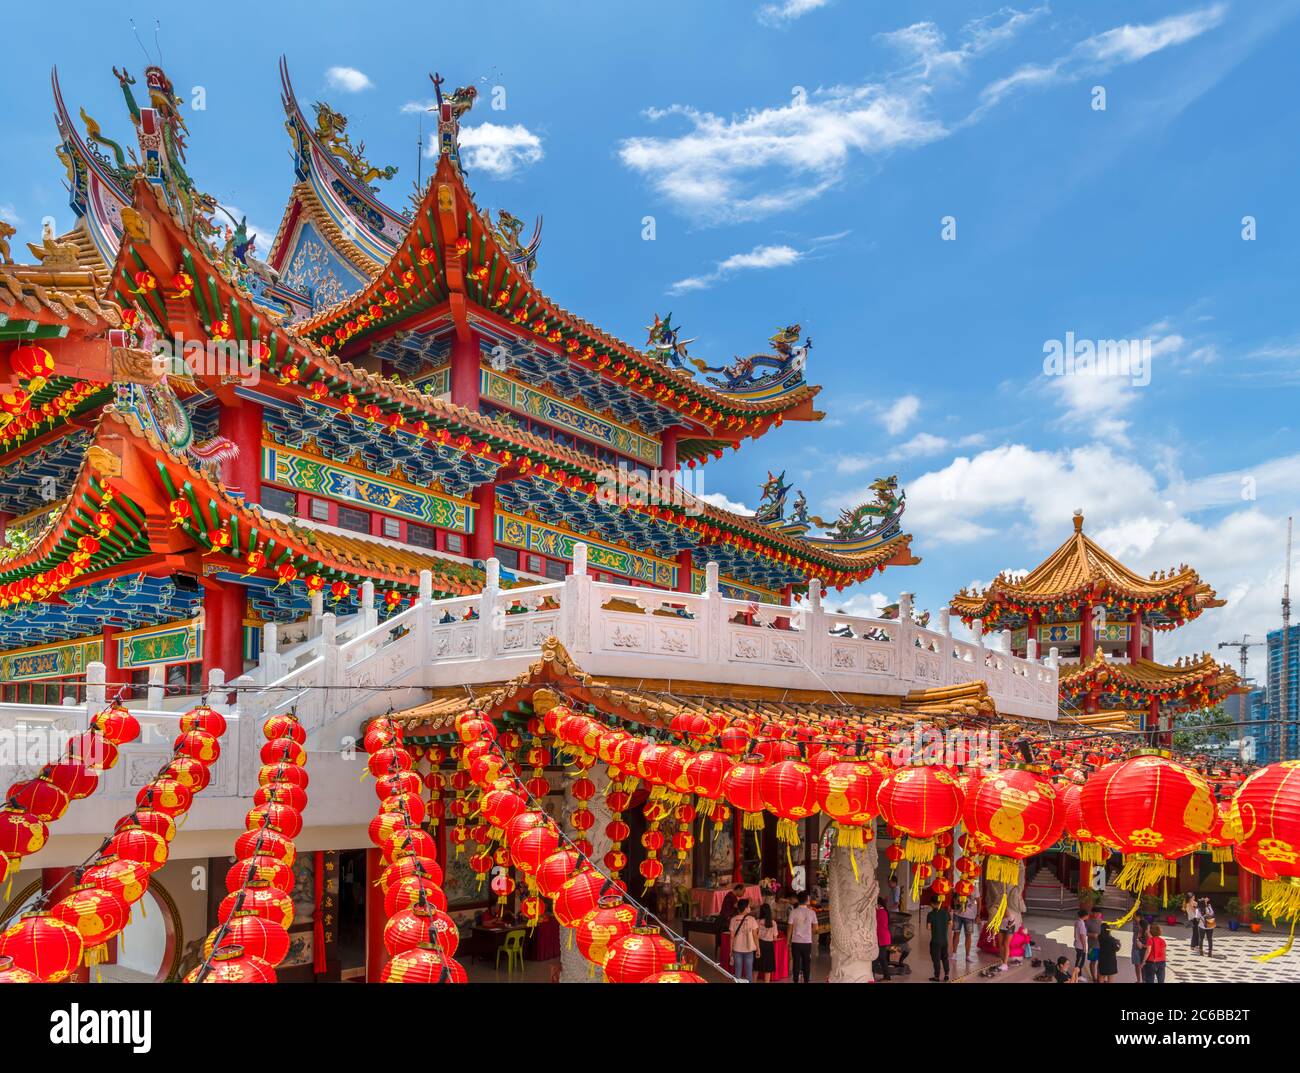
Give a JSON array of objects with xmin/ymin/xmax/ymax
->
[
  {"xmin": 0, "ymin": 57, "xmax": 1281, "ymax": 992},
  {"xmin": 0, "ymin": 61, "xmax": 917, "ymax": 705},
  {"xmin": 950, "ymin": 510, "xmax": 1243, "ymax": 735}
]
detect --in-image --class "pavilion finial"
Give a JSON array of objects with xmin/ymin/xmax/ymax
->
[{"xmin": 1073, "ymin": 509, "xmax": 1084, "ymax": 533}]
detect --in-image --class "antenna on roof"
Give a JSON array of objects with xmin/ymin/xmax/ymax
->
[
  {"xmin": 129, "ymin": 19, "xmax": 154, "ymax": 63},
  {"xmin": 154, "ymin": 20, "xmax": 165, "ymax": 67}
]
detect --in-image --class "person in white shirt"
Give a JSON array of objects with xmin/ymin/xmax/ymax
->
[{"xmin": 787, "ymin": 891, "xmax": 818, "ymax": 983}]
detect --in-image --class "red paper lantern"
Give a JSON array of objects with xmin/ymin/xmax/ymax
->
[
  {"xmin": 105, "ymin": 828, "xmax": 170, "ymax": 871},
  {"xmin": 45, "ymin": 760, "xmax": 96, "ymax": 801},
  {"xmin": 643, "ymin": 962, "xmax": 707, "ymax": 983},
  {"xmin": 115, "ymin": 809, "xmax": 176, "ymax": 844},
  {"xmin": 90, "ymin": 705, "xmax": 141, "ymax": 746},
  {"xmin": 384, "ymin": 903, "xmax": 459, "ymax": 958},
  {"xmin": 180, "ymin": 705, "xmax": 227, "ymax": 738},
  {"xmin": 203, "ymin": 912, "xmax": 290, "ymax": 965},
  {"xmin": 815, "ymin": 757, "xmax": 879, "ymax": 850},
  {"xmin": 575, "ymin": 896, "xmax": 637, "ymax": 968},
  {"xmin": 217, "ymin": 883, "xmax": 294, "ymax": 929},
  {"xmin": 164, "ymin": 755, "xmax": 212, "ymax": 792},
  {"xmin": 260, "ymin": 739, "xmax": 305, "ymax": 767},
  {"xmin": 1230, "ymin": 761, "xmax": 1300, "ymax": 931},
  {"xmin": 175, "ymin": 729, "xmax": 221, "ymax": 764},
  {"xmin": 258, "ymin": 762, "xmax": 309, "ymax": 790},
  {"xmin": 262, "ymin": 714, "xmax": 306, "ymax": 743},
  {"xmin": 6, "ymin": 778, "xmax": 69, "ymax": 823},
  {"xmin": 225, "ymin": 856, "xmax": 295, "ymax": 894},
  {"xmin": 0, "ymin": 808, "xmax": 47, "ymax": 861},
  {"xmin": 383, "ymin": 828, "xmax": 437, "ymax": 863},
  {"xmin": 384, "ymin": 876, "xmax": 448, "ymax": 917},
  {"xmin": 50, "ymin": 884, "xmax": 130, "ymax": 965},
  {"xmin": 253, "ymin": 782, "xmax": 308, "ymax": 812},
  {"xmin": 377, "ymin": 857, "xmax": 443, "ymax": 893},
  {"xmin": 1079, "ymin": 750, "xmax": 1214, "ymax": 895},
  {"xmin": 876, "ymin": 765, "xmax": 966, "ymax": 865},
  {"xmin": 1061, "ymin": 782, "xmax": 1103, "ymax": 865},
  {"xmin": 234, "ymin": 828, "xmax": 296, "ymax": 866},
  {"xmin": 602, "ymin": 926, "xmax": 677, "ymax": 983},
  {"xmin": 536, "ymin": 848, "xmax": 581, "ymax": 900},
  {"xmin": 245, "ymin": 803, "xmax": 303, "ymax": 839},
  {"xmin": 81, "ymin": 857, "xmax": 151, "ymax": 904},
  {"xmin": 722, "ymin": 758, "xmax": 767, "ymax": 837},
  {"xmin": 136, "ymin": 778, "xmax": 192, "ymax": 816},
  {"xmin": 962, "ymin": 766, "xmax": 1065, "ymax": 883},
  {"xmin": 380, "ymin": 943, "xmax": 466, "ymax": 983},
  {"xmin": 184, "ymin": 945, "xmax": 277, "ymax": 983},
  {"xmin": 0, "ymin": 911, "xmax": 85, "ymax": 981}
]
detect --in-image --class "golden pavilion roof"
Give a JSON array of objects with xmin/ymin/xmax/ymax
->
[
  {"xmin": 1058, "ymin": 651, "xmax": 1243, "ymax": 710},
  {"xmin": 951, "ymin": 510, "xmax": 1223, "ymax": 627}
]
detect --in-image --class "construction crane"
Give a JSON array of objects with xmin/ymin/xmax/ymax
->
[{"xmin": 1218, "ymin": 634, "xmax": 1263, "ymax": 678}]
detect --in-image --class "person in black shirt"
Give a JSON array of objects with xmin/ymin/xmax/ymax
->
[
  {"xmin": 1050, "ymin": 955, "xmax": 1074, "ymax": 983},
  {"xmin": 927, "ymin": 900, "xmax": 951, "ymax": 981}
]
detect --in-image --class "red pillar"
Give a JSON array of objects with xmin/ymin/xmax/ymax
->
[
  {"xmin": 450, "ymin": 332, "xmax": 480, "ymax": 411},
  {"xmin": 1237, "ymin": 866, "xmax": 1254, "ymax": 923},
  {"xmin": 1128, "ymin": 611, "xmax": 1143, "ymax": 663},
  {"xmin": 101, "ymin": 625, "xmax": 129, "ymax": 700},
  {"xmin": 660, "ymin": 427, "xmax": 678, "ymax": 477},
  {"xmin": 471, "ymin": 483, "xmax": 496, "ymax": 562},
  {"xmin": 42, "ymin": 868, "xmax": 89, "ymax": 981},
  {"xmin": 1079, "ymin": 598, "xmax": 1095, "ymax": 663},
  {"xmin": 201, "ymin": 580, "xmax": 246, "ymax": 685},
  {"xmin": 365, "ymin": 848, "xmax": 387, "ymax": 982},
  {"xmin": 1025, "ymin": 610, "xmax": 1041, "ymax": 659},
  {"xmin": 675, "ymin": 548, "xmax": 693, "ymax": 594},
  {"xmin": 218, "ymin": 398, "xmax": 263, "ymax": 504},
  {"xmin": 731, "ymin": 810, "xmax": 743, "ymax": 884},
  {"xmin": 0, "ymin": 510, "xmax": 11, "ymax": 548}
]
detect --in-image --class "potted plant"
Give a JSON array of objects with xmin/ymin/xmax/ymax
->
[
  {"xmin": 1139, "ymin": 894, "xmax": 1159, "ymax": 922},
  {"xmin": 1077, "ymin": 887, "xmax": 1100, "ymax": 910},
  {"xmin": 1225, "ymin": 897, "xmax": 1245, "ymax": 931}
]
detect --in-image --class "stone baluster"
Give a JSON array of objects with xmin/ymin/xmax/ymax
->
[
  {"xmin": 360, "ymin": 580, "xmax": 377, "ymax": 633},
  {"xmin": 560, "ymin": 543, "xmax": 592, "ymax": 657},
  {"xmin": 84, "ymin": 661, "xmax": 106, "ymax": 719},
  {"xmin": 480, "ymin": 556, "xmax": 501, "ymax": 658},
  {"xmin": 147, "ymin": 665, "xmax": 165, "ymax": 709}
]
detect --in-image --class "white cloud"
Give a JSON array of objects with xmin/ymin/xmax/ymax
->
[
  {"xmin": 699, "ymin": 491, "xmax": 752, "ymax": 515},
  {"xmin": 978, "ymin": 3, "xmax": 1227, "ymax": 110},
  {"xmin": 400, "ymin": 99, "xmax": 436, "ymax": 115},
  {"xmin": 447, "ymin": 122, "xmax": 544, "ymax": 178},
  {"xmin": 668, "ymin": 243, "xmax": 804, "ymax": 295},
  {"xmin": 757, "ymin": 0, "xmax": 830, "ymax": 28},
  {"xmin": 881, "ymin": 395, "xmax": 921, "ymax": 435},
  {"xmin": 617, "ymin": 7, "xmax": 1051, "ymax": 222},
  {"xmin": 325, "ymin": 66, "xmax": 373, "ymax": 93},
  {"xmin": 0, "ymin": 202, "xmax": 22, "ymax": 227}
]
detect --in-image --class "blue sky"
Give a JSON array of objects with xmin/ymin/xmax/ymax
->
[{"xmin": 2, "ymin": 0, "xmax": 1298, "ymax": 671}]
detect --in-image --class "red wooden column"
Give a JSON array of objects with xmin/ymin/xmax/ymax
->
[
  {"xmin": 675, "ymin": 548, "xmax": 693, "ymax": 594},
  {"xmin": 218, "ymin": 398, "xmax": 262, "ymax": 505},
  {"xmin": 471, "ymin": 483, "xmax": 496, "ymax": 562},
  {"xmin": 660, "ymin": 427, "xmax": 679, "ymax": 477},
  {"xmin": 1237, "ymin": 866, "xmax": 1255, "ymax": 923},
  {"xmin": 731, "ymin": 810, "xmax": 743, "ymax": 883},
  {"xmin": 1128, "ymin": 611, "xmax": 1143, "ymax": 663},
  {"xmin": 1079, "ymin": 598, "xmax": 1095, "ymax": 663},
  {"xmin": 450, "ymin": 332, "xmax": 480, "ymax": 411},
  {"xmin": 101, "ymin": 625, "xmax": 128, "ymax": 699},
  {"xmin": 365, "ymin": 848, "xmax": 387, "ymax": 981},
  {"xmin": 201, "ymin": 580, "xmax": 246, "ymax": 685}
]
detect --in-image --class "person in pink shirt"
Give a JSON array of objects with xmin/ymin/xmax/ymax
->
[{"xmin": 874, "ymin": 895, "xmax": 893, "ymax": 981}]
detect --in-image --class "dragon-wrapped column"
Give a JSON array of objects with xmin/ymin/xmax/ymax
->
[{"xmin": 828, "ymin": 838, "xmax": 880, "ymax": 983}]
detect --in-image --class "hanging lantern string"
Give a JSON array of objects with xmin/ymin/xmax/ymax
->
[
  {"xmin": 29, "ymin": 718, "xmax": 201, "ymax": 914},
  {"xmin": 483, "ymin": 733, "xmax": 738, "ymax": 982}
]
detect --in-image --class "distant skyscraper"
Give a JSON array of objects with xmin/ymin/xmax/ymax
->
[{"xmin": 1265, "ymin": 626, "xmax": 1299, "ymax": 762}]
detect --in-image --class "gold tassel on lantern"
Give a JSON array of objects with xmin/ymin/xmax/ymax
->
[
  {"xmin": 1115, "ymin": 853, "xmax": 1169, "ymax": 897},
  {"xmin": 1254, "ymin": 877, "xmax": 1300, "ymax": 963},
  {"xmin": 775, "ymin": 817, "xmax": 800, "ymax": 875},
  {"xmin": 1107, "ymin": 895, "xmax": 1142, "ymax": 928},
  {"xmin": 1076, "ymin": 840, "xmax": 1104, "ymax": 865},
  {"xmin": 903, "ymin": 837, "xmax": 936, "ymax": 864}
]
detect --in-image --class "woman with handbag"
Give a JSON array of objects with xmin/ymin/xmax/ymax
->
[{"xmin": 729, "ymin": 899, "xmax": 760, "ymax": 983}]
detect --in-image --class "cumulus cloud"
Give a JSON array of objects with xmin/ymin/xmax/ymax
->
[
  {"xmin": 881, "ymin": 395, "xmax": 921, "ymax": 435},
  {"xmin": 325, "ymin": 66, "xmax": 373, "ymax": 93},
  {"xmin": 698, "ymin": 491, "xmax": 753, "ymax": 515},
  {"xmin": 446, "ymin": 122, "xmax": 544, "ymax": 178}
]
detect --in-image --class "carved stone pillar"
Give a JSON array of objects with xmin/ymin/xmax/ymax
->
[{"xmin": 828, "ymin": 837, "xmax": 880, "ymax": 983}]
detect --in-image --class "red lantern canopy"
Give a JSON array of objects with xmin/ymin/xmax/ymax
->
[{"xmin": 602, "ymin": 926, "xmax": 677, "ymax": 983}]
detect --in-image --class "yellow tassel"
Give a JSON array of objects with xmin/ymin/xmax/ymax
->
[
  {"xmin": 1107, "ymin": 896, "xmax": 1142, "ymax": 928},
  {"xmin": 986, "ymin": 855, "xmax": 1020, "ymax": 886},
  {"xmin": 1254, "ymin": 917, "xmax": 1298, "ymax": 964},
  {"xmin": 1076, "ymin": 840, "xmax": 1103, "ymax": 865},
  {"xmin": 985, "ymin": 892, "xmax": 1008, "ymax": 935},
  {"xmin": 1219, "ymin": 863, "xmax": 1225, "ymax": 886},
  {"xmin": 903, "ymin": 837, "xmax": 936, "ymax": 864},
  {"xmin": 849, "ymin": 850, "xmax": 859, "ymax": 883}
]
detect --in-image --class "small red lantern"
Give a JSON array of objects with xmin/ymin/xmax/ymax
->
[
  {"xmin": 602, "ymin": 926, "xmax": 677, "ymax": 983},
  {"xmin": 202, "ymin": 911, "xmax": 290, "ymax": 965},
  {"xmin": 380, "ymin": 943, "xmax": 466, "ymax": 983},
  {"xmin": 0, "ymin": 911, "xmax": 85, "ymax": 981},
  {"xmin": 184, "ymin": 944, "xmax": 277, "ymax": 983}
]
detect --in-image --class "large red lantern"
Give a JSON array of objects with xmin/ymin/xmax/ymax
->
[
  {"xmin": 815, "ymin": 757, "xmax": 879, "ymax": 851},
  {"xmin": 643, "ymin": 962, "xmax": 707, "ymax": 983},
  {"xmin": 1080, "ymin": 750, "xmax": 1214, "ymax": 898},
  {"xmin": 876, "ymin": 765, "xmax": 966, "ymax": 864},
  {"xmin": 384, "ymin": 876, "xmax": 448, "ymax": 917},
  {"xmin": 81, "ymin": 856, "xmax": 151, "ymax": 904},
  {"xmin": 0, "ymin": 808, "xmax": 48, "ymax": 862},
  {"xmin": 602, "ymin": 926, "xmax": 677, "ymax": 983},
  {"xmin": 722, "ymin": 757, "xmax": 767, "ymax": 843},
  {"xmin": 377, "ymin": 857, "xmax": 443, "ymax": 893},
  {"xmin": 553, "ymin": 868, "xmax": 606, "ymax": 928},
  {"xmin": 245, "ymin": 803, "xmax": 303, "ymax": 839},
  {"xmin": 536, "ymin": 848, "xmax": 581, "ymax": 900},
  {"xmin": 5, "ymin": 778, "xmax": 68, "ymax": 823},
  {"xmin": 45, "ymin": 760, "xmax": 96, "ymax": 801},
  {"xmin": 0, "ymin": 911, "xmax": 84, "ymax": 981},
  {"xmin": 225, "ymin": 856, "xmax": 295, "ymax": 894},
  {"xmin": 1203, "ymin": 800, "xmax": 1235, "ymax": 884},
  {"xmin": 105, "ymin": 828, "xmax": 170, "ymax": 871},
  {"xmin": 90, "ymin": 705, "xmax": 141, "ymax": 746},
  {"xmin": 180, "ymin": 705, "xmax": 227, "ymax": 738},
  {"xmin": 1230, "ymin": 761, "xmax": 1300, "ymax": 942},
  {"xmin": 234, "ymin": 828, "xmax": 296, "ymax": 866},
  {"xmin": 136, "ymin": 778, "xmax": 192, "ymax": 816}
]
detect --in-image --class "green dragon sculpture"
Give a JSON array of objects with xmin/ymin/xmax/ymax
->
[{"xmin": 809, "ymin": 475, "xmax": 905, "ymax": 543}]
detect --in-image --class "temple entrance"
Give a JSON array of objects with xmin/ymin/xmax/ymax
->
[{"xmin": 336, "ymin": 849, "xmax": 368, "ymax": 980}]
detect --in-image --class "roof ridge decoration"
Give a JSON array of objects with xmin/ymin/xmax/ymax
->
[{"xmin": 755, "ymin": 470, "xmax": 907, "ymax": 550}]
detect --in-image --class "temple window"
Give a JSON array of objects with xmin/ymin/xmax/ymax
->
[
  {"xmin": 379, "ymin": 516, "xmax": 402, "ymax": 540},
  {"xmin": 441, "ymin": 531, "xmax": 465, "ymax": 555},
  {"xmin": 308, "ymin": 497, "xmax": 331, "ymax": 522},
  {"xmin": 493, "ymin": 545, "xmax": 519, "ymax": 569},
  {"xmin": 261, "ymin": 485, "xmax": 297, "ymax": 516},
  {"xmin": 406, "ymin": 523, "xmax": 435, "ymax": 549},
  {"xmin": 337, "ymin": 506, "xmax": 369, "ymax": 533}
]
